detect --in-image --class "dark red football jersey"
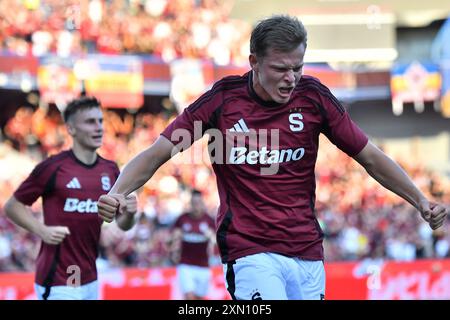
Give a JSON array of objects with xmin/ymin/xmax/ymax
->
[
  {"xmin": 14, "ymin": 150, "xmax": 119, "ymax": 286},
  {"xmin": 173, "ymin": 212, "xmax": 215, "ymax": 267},
  {"xmin": 162, "ymin": 72, "xmax": 368, "ymax": 263}
]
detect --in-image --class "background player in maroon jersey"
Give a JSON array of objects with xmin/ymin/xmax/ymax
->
[
  {"xmin": 97, "ymin": 15, "xmax": 448, "ymax": 300},
  {"xmin": 170, "ymin": 189, "xmax": 215, "ymax": 300},
  {"xmin": 4, "ymin": 96, "xmax": 137, "ymax": 300}
]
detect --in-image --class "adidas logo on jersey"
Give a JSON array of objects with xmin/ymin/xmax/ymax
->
[
  {"xmin": 63, "ymin": 198, "xmax": 98, "ymax": 213},
  {"xmin": 229, "ymin": 146, "xmax": 305, "ymax": 165},
  {"xmin": 228, "ymin": 118, "xmax": 250, "ymax": 133},
  {"xmin": 66, "ymin": 177, "xmax": 81, "ymax": 189}
]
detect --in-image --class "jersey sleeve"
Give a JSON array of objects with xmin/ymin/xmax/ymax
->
[
  {"xmin": 13, "ymin": 158, "xmax": 57, "ymax": 206},
  {"xmin": 161, "ymin": 83, "xmax": 224, "ymax": 152},
  {"xmin": 319, "ymin": 87, "xmax": 368, "ymax": 157}
]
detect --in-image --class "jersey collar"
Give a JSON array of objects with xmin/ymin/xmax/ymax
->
[{"xmin": 69, "ymin": 149, "xmax": 99, "ymax": 168}]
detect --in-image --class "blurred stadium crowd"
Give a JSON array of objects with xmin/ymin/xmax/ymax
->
[
  {"xmin": 0, "ymin": 0, "xmax": 450, "ymax": 273},
  {"xmin": 0, "ymin": 0, "xmax": 250, "ymax": 65}
]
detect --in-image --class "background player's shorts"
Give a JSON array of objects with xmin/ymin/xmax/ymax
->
[
  {"xmin": 223, "ymin": 252, "xmax": 325, "ymax": 300},
  {"xmin": 34, "ymin": 280, "xmax": 98, "ymax": 300},
  {"xmin": 177, "ymin": 264, "xmax": 211, "ymax": 297}
]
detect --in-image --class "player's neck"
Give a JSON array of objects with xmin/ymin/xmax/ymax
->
[
  {"xmin": 251, "ymin": 70, "xmax": 271, "ymax": 101},
  {"xmin": 190, "ymin": 211, "xmax": 203, "ymax": 219},
  {"xmin": 71, "ymin": 145, "xmax": 98, "ymax": 165}
]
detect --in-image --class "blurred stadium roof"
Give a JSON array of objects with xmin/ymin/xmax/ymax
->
[
  {"xmin": 230, "ymin": 0, "xmax": 450, "ymax": 27},
  {"xmin": 230, "ymin": 0, "xmax": 450, "ymax": 63}
]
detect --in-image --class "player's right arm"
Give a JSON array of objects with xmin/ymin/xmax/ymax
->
[
  {"xmin": 98, "ymin": 135, "xmax": 176, "ymax": 222},
  {"xmin": 4, "ymin": 197, "xmax": 70, "ymax": 245}
]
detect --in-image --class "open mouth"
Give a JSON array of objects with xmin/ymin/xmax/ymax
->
[
  {"xmin": 279, "ymin": 86, "xmax": 294, "ymax": 96},
  {"xmin": 92, "ymin": 135, "xmax": 103, "ymax": 140}
]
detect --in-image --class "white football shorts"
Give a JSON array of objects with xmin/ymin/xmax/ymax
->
[
  {"xmin": 35, "ymin": 280, "xmax": 99, "ymax": 300},
  {"xmin": 177, "ymin": 264, "xmax": 212, "ymax": 298},
  {"xmin": 223, "ymin": 252, "xmax": 325, "ymax": 300}
]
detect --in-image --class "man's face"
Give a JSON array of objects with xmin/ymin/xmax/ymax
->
[
  {"xmin": 191, "ymin": 194, "xmax": 205, "ymax": 216},
  {"xmin": 67, "ymin": 107, "xmax": 103, "ymax": 151},
  {"xmin": 250, "ymin": 43, "xmax": 306, "ymax": 104}
]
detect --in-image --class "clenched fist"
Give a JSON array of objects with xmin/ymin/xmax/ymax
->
[
  {"xmin": 124, "ymin": 193, "xmax": 138, "ymax": 216},
  {"xmin": 97, "ymin": 194, "xmax": 127, "ymax": 223},
  {"xmin": 38, "ymin": 225, "xmax": 70, "ymax": 245},
  {"xmin": 418, "ymin": 199, "xmax": 448, "ymax": 230}
]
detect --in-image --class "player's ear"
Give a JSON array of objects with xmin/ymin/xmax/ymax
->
[
  {"xmin": 249, "ymin": 54, "xmax": 258, "ymax": 72},
  {"xmin": 66, "ymin": 121, "xmax": 76, "ymax": 136}
]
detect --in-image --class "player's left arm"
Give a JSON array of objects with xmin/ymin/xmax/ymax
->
[
  {"xmin": 205, "ymin": 218, "xmax": 216, "ymax": 260},
  {"xmin": 169, "ymin": 227, "xmax": 183, "ymax": 264},
  {"xmin": 206, "ymin": 227, "xmax": 217, "ymax": 262},
  {"xmin": 115, "ymin": 193, "xmax": 138, "ymax": 231},
  {"xmin": 205, "ymin": 225, "xmax": 216, "ymax": 245},
  {"xmin": 354, "ymin": 141, "xmax": 448, "ymax": 230}
]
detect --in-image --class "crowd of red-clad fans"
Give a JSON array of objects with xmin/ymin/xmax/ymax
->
[
  {"xmin": 0, "ymin": 0, "xmax": 251, "ymax": 65},
  {"xmin": 0, "ymin": 103, "xmax": 449, "ymax": 273}
]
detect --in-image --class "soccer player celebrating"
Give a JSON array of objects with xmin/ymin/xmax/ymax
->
[
  {"xmin": 170, "ymin": 190, "xmax": 215, "ymax": 300},
  {"xmin": 5, "ymin": 97, "xmax": 137, "ymax": 300},
  {"xmin": 97, "ymin": 15, "xmax": 448, "ymax": 300}
]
